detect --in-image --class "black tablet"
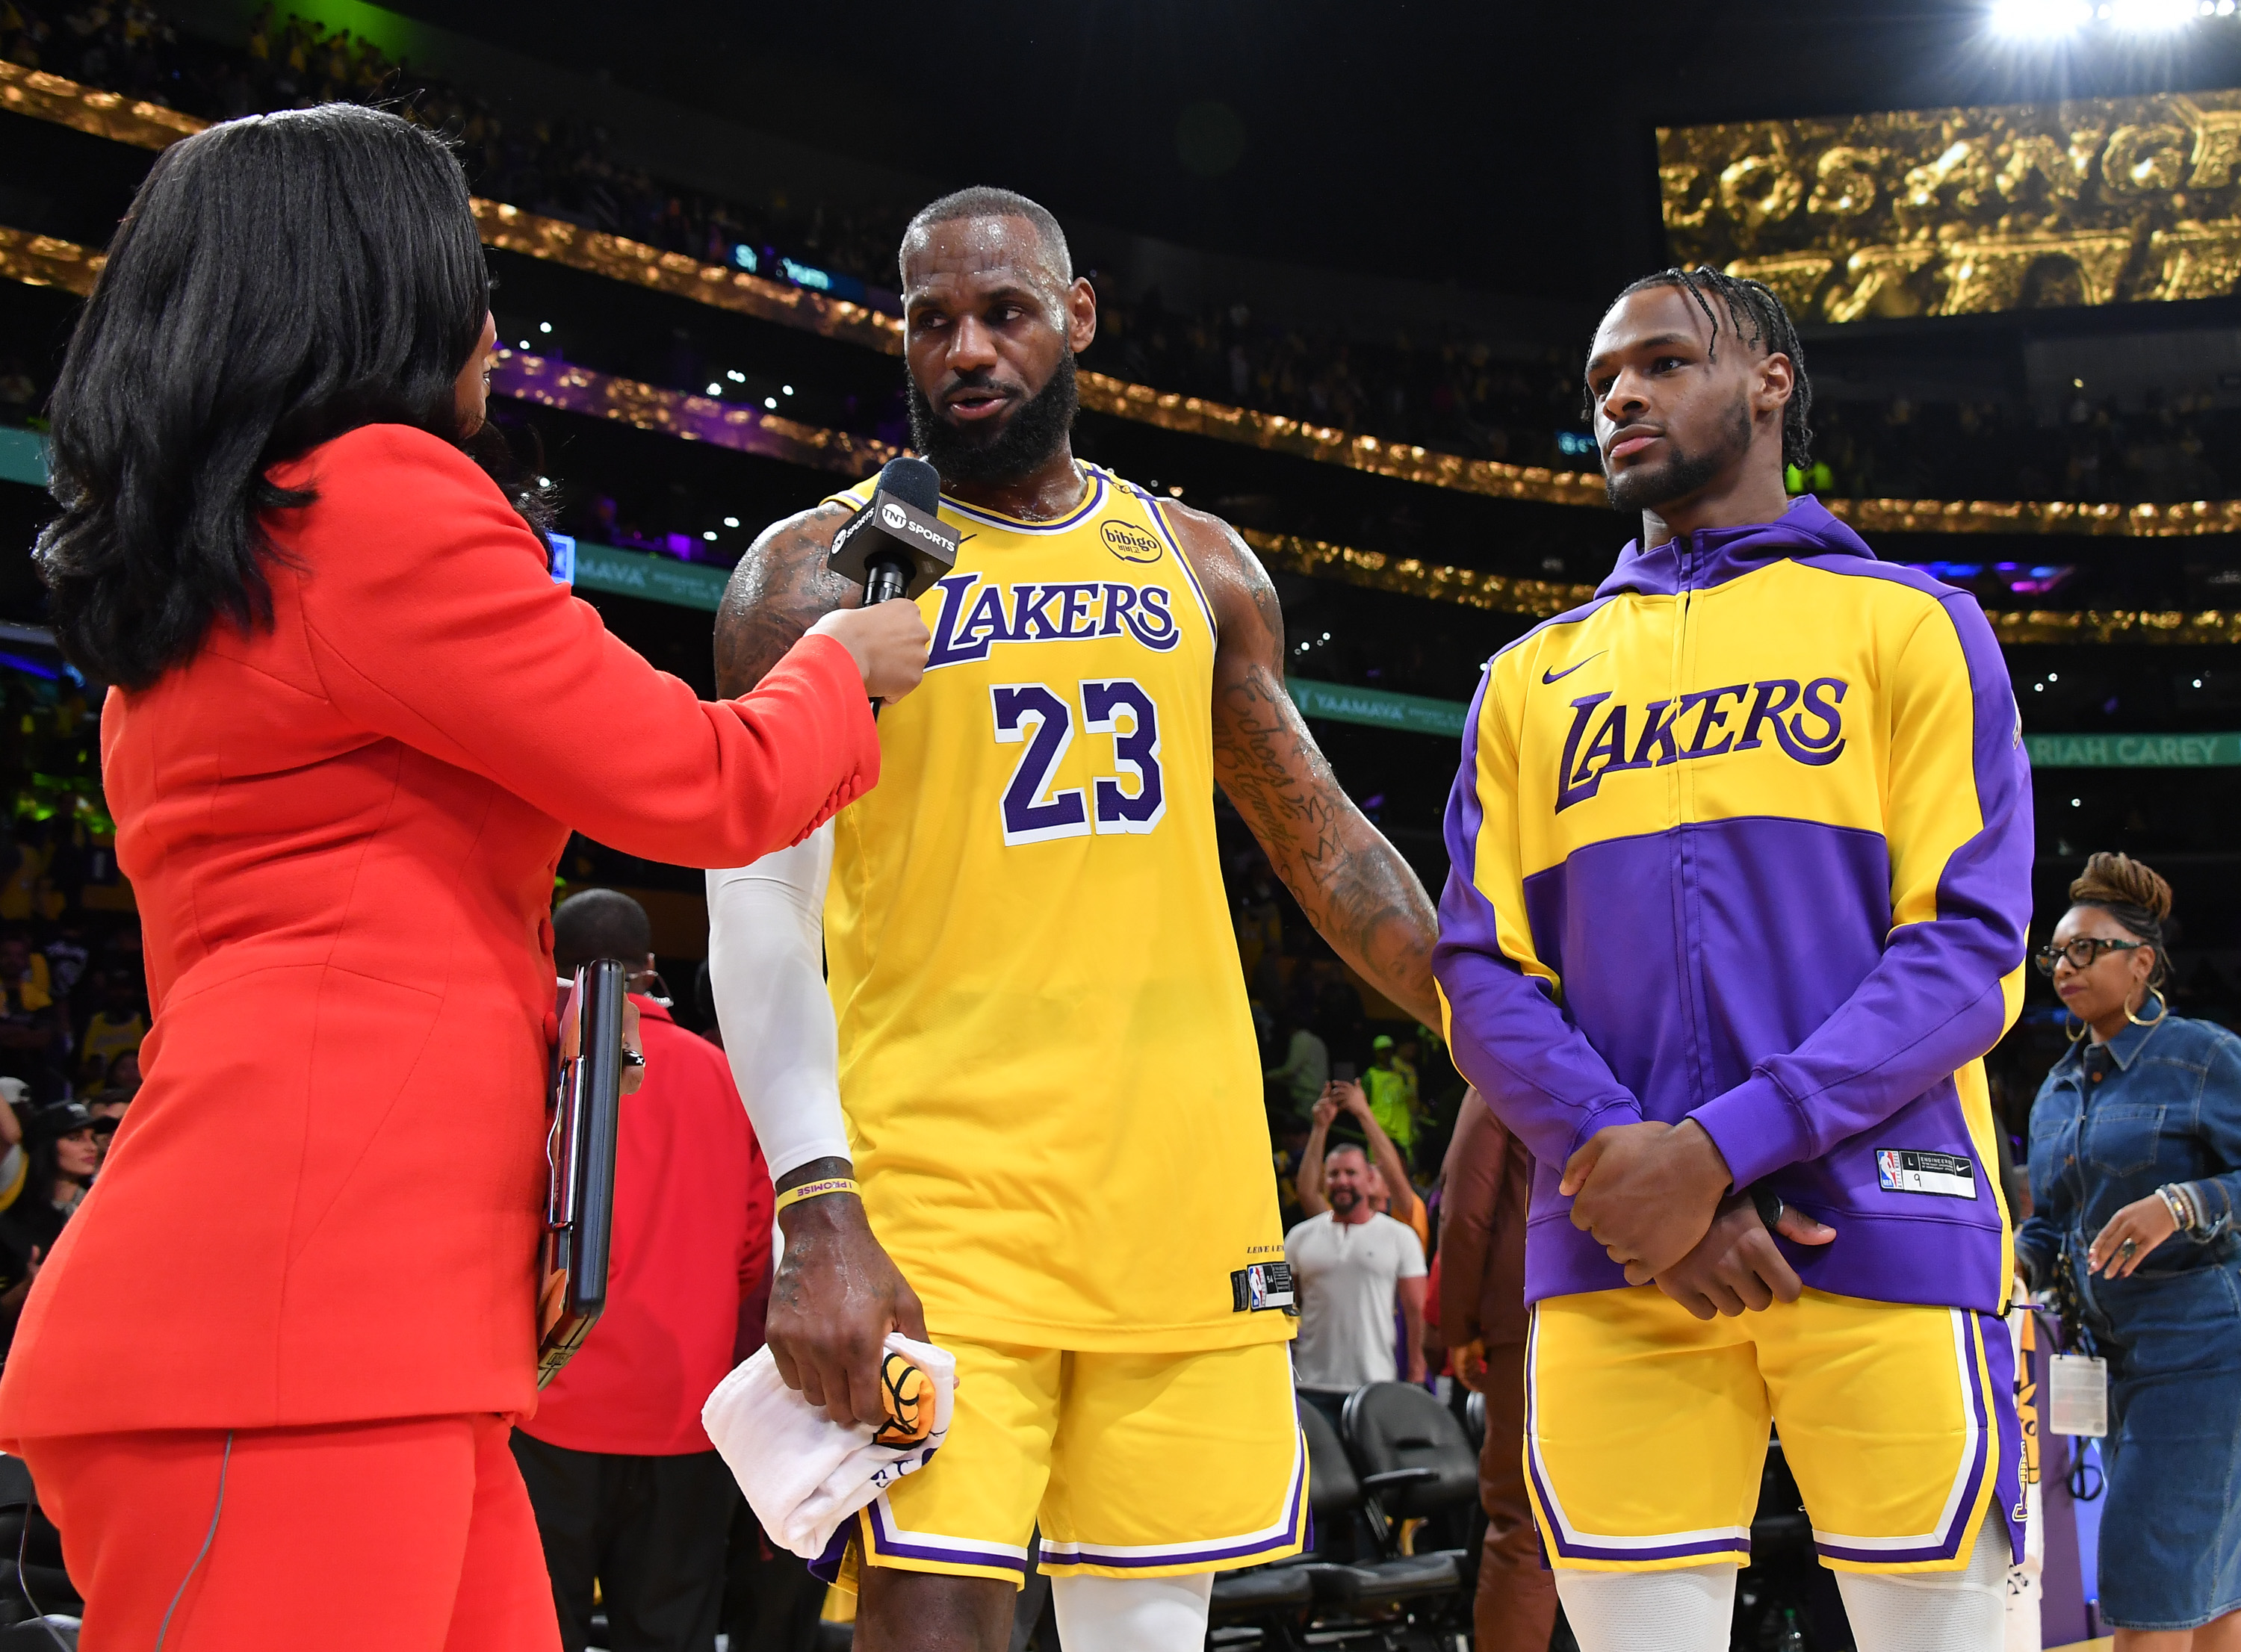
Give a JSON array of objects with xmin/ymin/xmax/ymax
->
[{"xmin": 537, "ymin": 957, "xmax": 629, "ymax": 1388}]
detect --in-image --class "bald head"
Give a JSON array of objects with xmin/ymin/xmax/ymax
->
[
  {"xmin": 900, "ymin": 185, "xmax": 1072, "ymax": 299},
  {"xmin": 552, "ymin": 888, "xmax": 651, "ymax": 975}
]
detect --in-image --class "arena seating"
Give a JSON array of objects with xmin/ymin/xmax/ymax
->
[{"xmin": 1208, "ymin": 1387, "xmax": 1477, "ymax": 1649}]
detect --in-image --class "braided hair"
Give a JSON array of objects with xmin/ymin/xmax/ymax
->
[
  {"xmin": 1593, "ymin": 266, "xmax": 1814, "ymax": 471},
  {"xmin": 2068, "ymin": 851, "xmax": 2175, "ymax": 990}
]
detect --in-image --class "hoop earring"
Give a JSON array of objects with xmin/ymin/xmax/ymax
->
[
  {"xmin": 2126, "ymin": 989, "xmax": 2168, "ymax": 1028},
  {"xmin": 2065, "ymin": 1012, "xmax": 2089, "ymax": 1043}
]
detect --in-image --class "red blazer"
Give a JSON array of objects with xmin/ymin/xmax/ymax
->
[
  {"xmin": 520, "ymin": 998, "xmax": 772, "ymax": 1457},
  {"xmin": 0, "ymin": 424, "xmax": 875, "ymax": 1439}
]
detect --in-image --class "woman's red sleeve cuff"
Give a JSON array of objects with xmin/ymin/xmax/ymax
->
[{"xmin": 755, "ymin": 633, "xmax": 880, "ymax": 846}]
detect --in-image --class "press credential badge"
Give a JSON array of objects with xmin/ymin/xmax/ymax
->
[{"xmin": 2048, "ymin": 1353, "xmax": 2108, "ymax": 1438}]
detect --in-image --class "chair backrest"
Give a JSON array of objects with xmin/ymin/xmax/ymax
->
[
  {"xmin": 1339, "ymin": 1382, "xmax": 1480, "ymax": 1519},
  {"xmin": 1463, "ymin": 1390, "xmax": 1487, "ymax": 1453},
  {"xmin": 1295, "ymin": 1396, "xmax": 1360, "ymax": 1521}
]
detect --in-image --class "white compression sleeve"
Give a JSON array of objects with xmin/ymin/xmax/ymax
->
[
  {"xmin": 1554, "ymin": 1563, "xmax": 1736, "ymax": 1652},
  {"xmin": 1833, "ymin": 1518, "xmax": 2009, "ymax": 1652},
  {"xmin": 1048, "ymin": 1573, "xmax": 1212, "ymax": 1652},
  {"xmin": 705, "ymin": 822, "xmax": 850, "ymax": 1181}
]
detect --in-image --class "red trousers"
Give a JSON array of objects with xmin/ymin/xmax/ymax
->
[{"xmin": 19, "ymin": 1414, "xmax": 560, "ymax": 1651}]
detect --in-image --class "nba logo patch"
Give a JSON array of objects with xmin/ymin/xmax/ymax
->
[
  {"xmin": 1231, "ymin": 1261, "xmax": 1296, "ymax": 1312},
  {"xmin": 1876, "ymin": 1149, "xmax": 1903, "ymax": 1190}
]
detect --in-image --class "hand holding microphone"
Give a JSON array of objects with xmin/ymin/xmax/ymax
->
[
  {"xmin": 822, "ymin": 456, "xmax": 958, "ymax": 715},
  {"xmin": 809, "ymin": 603, "xmax": 929, "ymax": 704}
]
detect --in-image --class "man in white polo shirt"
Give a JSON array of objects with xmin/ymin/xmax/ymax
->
[{"xmin": 1285, "ymin": 1143, "xmax": 1427, "ymax": 1427}]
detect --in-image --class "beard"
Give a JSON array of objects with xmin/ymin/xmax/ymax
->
[
  {"xmin": 1327, "ymin": 1184, "xmax": 1360, "ymax": 1216},
  {"xmin": 1605, "ymin": 394, "xmax": 1753, "ymax": 514},
  {"xmin": 907, "ymin": 351, "xmax": 1079, "ymax": 485}
]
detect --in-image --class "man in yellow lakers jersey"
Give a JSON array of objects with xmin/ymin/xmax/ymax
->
[
  {"xmin": 705, "ymin": 187, "xmax": 1440, "ymax": 1652},
  {"xmin": 1432, "ymin": 267, "xmax": 2035, "ymax": 1652}
]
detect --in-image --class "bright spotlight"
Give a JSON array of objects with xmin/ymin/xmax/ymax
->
[
  {"xmin": 1991, "ymin": 0, "xmax": 2090, "ymax": 32},
  {"xmin": 2109, "ymin": 0, "xmax": 2193, "ymax": 25}
]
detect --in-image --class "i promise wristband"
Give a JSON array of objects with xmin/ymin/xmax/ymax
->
[{"xmin": 775, "ymin": 1176, "xmax": 858, "ymax": 1214}]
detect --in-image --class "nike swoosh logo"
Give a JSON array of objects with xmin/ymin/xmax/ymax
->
[{"xmin": 1542, "ymin": 651, "xmax": 1606, "ymax": 685}]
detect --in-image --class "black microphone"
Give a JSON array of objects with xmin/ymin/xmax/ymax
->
[
  {"xmin": 828, "ymin": 456, "xmax": 958, "ymax": 606},
  {"xmin": 827, "ymin": 456, "xmax": 957, "ymax": 716}
]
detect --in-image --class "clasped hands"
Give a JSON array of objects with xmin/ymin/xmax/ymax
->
[{"xmin": 1561, "ymin": 1120, "xmax": 1836, "ymax": 1321}]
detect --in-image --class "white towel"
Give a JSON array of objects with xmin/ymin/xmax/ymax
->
[{"xmin": 702, "ymin": 1332, "xmax": 956, "ymax": 1564}]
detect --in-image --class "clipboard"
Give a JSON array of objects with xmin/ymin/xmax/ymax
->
[{"xmin": 537, "ymin": 957, "xmax": 629, "ymax": 1388}]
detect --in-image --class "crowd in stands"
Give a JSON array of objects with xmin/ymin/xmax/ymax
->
[{"xmin": 5, "ymin": 1, "xmax": 2240, "ymax": 509}]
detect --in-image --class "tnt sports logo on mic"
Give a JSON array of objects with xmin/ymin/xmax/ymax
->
[
  {"xmin": 1101, "ymin": 521, "xmax": 1163, "ymax": 565},
  {"xmin": 880, "ymin": 500, "xmax": 908, "ymax": 532}
]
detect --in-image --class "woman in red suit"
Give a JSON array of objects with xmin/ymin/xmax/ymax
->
[{"xmin": 0, "ymin": 105, "xmax": 926, "ymax": 1650}]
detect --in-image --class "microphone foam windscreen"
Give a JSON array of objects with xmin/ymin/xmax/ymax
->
[{"xmin": 879, "ymin": 456, "xmax": 941, "ymax": 515}]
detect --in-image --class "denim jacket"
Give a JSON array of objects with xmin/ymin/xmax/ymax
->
[{"xmin": 2018, "ymin": 1009, "xmax": 2241, "ymax": 1289}]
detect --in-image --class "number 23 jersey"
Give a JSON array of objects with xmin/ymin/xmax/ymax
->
[{"xmin": 820, "ymin": 465, "xmax": 1289, "ymax": 1353}]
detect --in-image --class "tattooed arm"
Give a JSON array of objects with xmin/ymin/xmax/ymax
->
[
  {"xmin": 1167, "ymin": 505, "xmax": 1442, "ymax": 1028},
  {"xmin": 713, "ymin": 501, "xmax": 862, "ymax": 697}
]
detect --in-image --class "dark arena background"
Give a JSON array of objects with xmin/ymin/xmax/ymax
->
[{"xmin": 0, "ymin": 2, "xmax": 2238, "ymax": 1649}]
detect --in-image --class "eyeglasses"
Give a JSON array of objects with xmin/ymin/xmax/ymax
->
[{"xmin": 2033, "ymin": 937, "xmax": 2144, "ymax": 977}]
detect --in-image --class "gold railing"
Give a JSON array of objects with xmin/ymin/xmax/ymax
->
[{"xmin": 7, "ymin": 62, "xmax": 2239, "ymax": 540}]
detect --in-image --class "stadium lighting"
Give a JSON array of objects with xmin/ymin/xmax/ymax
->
[
  {"xmin": 2108, "ymin": 0, "xmax": 2194, "ymax": 25},
  {"xmin": 764, "ymin": 397, "xmax": 778, "ymax": 409},
  {"xmin": 723, "ymin": 515, "xmax": 740, "ymax": 527},
  {"xmin": 539, "ymin": 321, "xmax": 553, "ymax": 333},
  {"xmin": 1990, "ymin": 0, "xmax": 2091, "ymax": 34},
  {"xmin": 706, "ymin": 382, "xmax": 722, "ymax": 394}
]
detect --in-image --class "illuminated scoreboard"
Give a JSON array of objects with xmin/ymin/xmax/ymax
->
[{"xmin": 1658, "ymin": 90, "xmax": 2241, "ymax": 323}]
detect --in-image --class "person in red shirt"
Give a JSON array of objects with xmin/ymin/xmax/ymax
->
[{"xmin": 515, "ymin": 890, "xmax": 773, "ymax": 1652}]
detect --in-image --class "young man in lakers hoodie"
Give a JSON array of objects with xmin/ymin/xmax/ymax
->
[{"xmin": 1433, "ymin": 268, "xmax": 2033, "ymax": 1652}]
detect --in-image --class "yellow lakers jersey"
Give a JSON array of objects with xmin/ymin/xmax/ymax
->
[{"xmin": 821, "ymin": 464, "xmax": 1290, "ymax": 1353}]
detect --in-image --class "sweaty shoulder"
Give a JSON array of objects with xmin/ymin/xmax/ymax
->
[
  {"xmin": 1154, "ymin": 496, "xmax": 1251, "ymax": 569},
  {"xmin": 1144, "ymin": 496, "xmax": 1267, "ymax": 637},
  {"xmin": 713, "ymin": 500, "xmax": 858, "ymax": 696}
]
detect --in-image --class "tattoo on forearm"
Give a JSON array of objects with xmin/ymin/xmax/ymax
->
[
  {"xmin": 714, "ymin": 503, "xmax": 857, "ymax": 698},
  {"xmin": 1203, "ymin": 538, "xmax": 1439, "ymax": 1023}
]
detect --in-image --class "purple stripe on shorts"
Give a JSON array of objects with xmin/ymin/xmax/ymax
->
[
  {"xmin": 1038, "ymin": 1430, "xmax": 1308, "ymax": 1570},
  {"xmin": 864, "ymin": 1497, "xmax": 1031, "ymax": 1577},
  {"xmin": 1522, "ymin": 1322, "xmax": 1752, "ymax": 1565},
  {"xmin": 1813, "ymin": 1311, "xmax": 1997, "ymax": 1568}
]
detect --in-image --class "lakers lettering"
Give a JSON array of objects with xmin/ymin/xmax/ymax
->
[
  {"xmin": 924, "ymin": 572, "xmax": 1180, "ymax": 671},
  {"xmin": 1555, "ymin": 676, "xmax": 1849, "ymax": 812}
]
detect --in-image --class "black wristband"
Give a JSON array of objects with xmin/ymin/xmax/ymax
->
[{"xmin": 1750, "ymin": 1186, "xmax": 1785, "ymax": 1231}]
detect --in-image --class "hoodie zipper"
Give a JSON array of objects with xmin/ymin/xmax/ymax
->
[{"xmin": 1672, "ymin": 535, "xmax": 1711, "ymax": 1113}]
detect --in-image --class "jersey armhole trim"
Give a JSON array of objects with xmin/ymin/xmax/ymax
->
[{"xmin": 1135, "ymin": 486, "xmax": 1221, "ymax": 644}]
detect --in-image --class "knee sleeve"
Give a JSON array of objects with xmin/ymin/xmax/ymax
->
[
  {"xmin": 1552, "ymin": 1562, "xmax": 1737, "ymax": 1652},
  {"xmin": 1833, "ymin": 1519, "xmax": 2009, "ymax": 1652},
  {"xmin": 1048, "ymin": 1572, "xmax": 1213, "ymax": 1652}
]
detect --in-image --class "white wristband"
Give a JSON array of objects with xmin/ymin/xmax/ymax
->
[{"xmin": 706, "ymin": 822, "xmax": 852, "ymax": 1181}]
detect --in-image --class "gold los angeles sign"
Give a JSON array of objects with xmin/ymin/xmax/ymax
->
[{"xmin": 1658, "ymin": 91, "xmax": 2241, "ymax": 323}]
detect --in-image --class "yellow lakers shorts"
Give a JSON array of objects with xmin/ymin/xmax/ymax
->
[
  {"xmin": 1525, "ymin": 1286, "xmax": 2021, "ymax": 1577},
  {"xmin": 845, "ymin": 1338, "xmax": 1306, "ymax": 1588}
]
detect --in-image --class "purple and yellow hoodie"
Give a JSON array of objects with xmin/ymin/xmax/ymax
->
[{"xmin": 1432, "ymin": 497, "xmax": 2033, "ymax": 1314}]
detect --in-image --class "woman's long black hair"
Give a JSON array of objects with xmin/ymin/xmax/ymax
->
[{"xmin": 37, "ymin": 102, "xmax": 542, "ymax": 691}]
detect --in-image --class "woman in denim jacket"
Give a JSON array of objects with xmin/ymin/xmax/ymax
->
[{"xmin": 2018, "ymin": 852, "xmax": 2241, "ymax": 1648}]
